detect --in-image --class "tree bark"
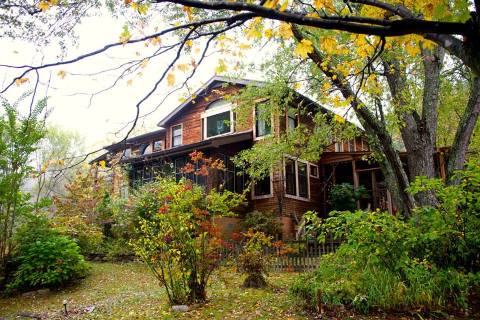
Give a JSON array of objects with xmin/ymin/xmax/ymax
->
[{"xmin": 446, "ymin": 76, "xmax": 480, "ymax": 180}]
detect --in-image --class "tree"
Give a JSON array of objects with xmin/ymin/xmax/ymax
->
[
  {"xmin": 1, "ymin": 0, "xmax": 479, "ymax": 214},
  {"xmin": 0, "ymin": 96, "xmax": 46, "ymax": 284},
  {"xmin": 30, "ymin": 125, "xmax": 84, "ymax": 202}
]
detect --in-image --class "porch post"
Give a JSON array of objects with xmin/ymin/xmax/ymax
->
[{"xmin": 352, "ymin": 159, "xmax": 360, "ymax": 210}]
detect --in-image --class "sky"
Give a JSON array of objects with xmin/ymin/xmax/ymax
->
[{"xmin": 0, "ymin": 8, "xmax": 266, "ymax": 159}]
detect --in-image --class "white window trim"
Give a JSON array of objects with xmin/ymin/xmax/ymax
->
[
  {"xmin": 253, "ymin": 106, "xmax": 274, "ymax": 141},
  {"xmin": 201, "ymin": 102, "xmax": 234, "ymax": 140},
  {"xmin": 309, "ymin": 163, "xmax": 319, "ymax": 179},
  {"xmin": 252, "ymin": 170, "xmax": 274, "ymax": 200},
  {"xmin": 348, "ymin": 139, "xmax": 356, "ymax": 152},
  {"xmin": 283, "ymin": 155, "xmax": 310, "ymax": 201},
  {"xmin": 334, "ymin": 142, "xmax": 344, "ymax": 152},
  {"xmin": 171, "ymin": 123, "xmax": 183, "ymax": 148}
]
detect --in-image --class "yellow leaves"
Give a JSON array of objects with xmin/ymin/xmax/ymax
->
[
  {"xmin": 215, "ymin": 59, "xmax": 228, "ymax": 74},
  {"xmin": 139, "ymin": 58, "xmax": 149, "ymax": 69},
  {"xmin": 244, "ymin": 18, "xmax": 263, "ymax": 39},
  {"xmin": 264, "ymin": 28, "xmax": 273, "ymax": 39},
  {"xmin": 57, "ymin": 70, "xmax": 67, "ymax": 79},
  {"xmin": 239, "ymin": 43, "xmax": 251, "ymax": 50},
  {"xmin": 38, "ymin": 1, "xmax": 50, "ymax": 11},
  {"xmin": 263, "ymin": 0, "xmax": 279, "ymax": 9},
  {"xmin": 279, "ymin": 0, "xmax": 289, "ymax": 12},
  {"xmin": 294, "ymin": 39, "xmax": 314, "ymax": 59},
  {"xmin": 278, "ymin": 22, "xmax": 293, "ymax": 39},
  {"xmin": 183, "ymin": 6, "xmax": 193, "ymax": 21},
  {"xmin": 149, "ymin": 36, "xmax": 162, "ymax": 46},
  {"xmin": 131, "ymin": 2, "xmax": 149, "ymax": 15},
  {"xmin": 167, "ymin": 73, "xmax": 175, "ymax": 87},
  {"xmin": 99, "ymin": 160, "xmax": 106, "ymax": 168},
  {"xmin": 313, "ymin": 0, "xmax": 333, "ymax": 11},
  {"xmin": 177, "ymin": 63, "xmax": 189, "ymax": 72},
  {"xmin": 119, "ymin": 24, "xmax": 131, "ymax": 45},
  {"xmin": 185, "ymin": 39, "xmax": 193, "ymax": 48},
  {"xmin": 38, "ymin": 0, "xmax": 57, "ymax": 12},
  {"xmin": 334, "ymin": 114, "xmax": 345, "ymax": 123},
  {"xmin": 320, "ymin": 36, "xmax": 337, "ymax": 54},
  {"xmin": 15, "ymin": 77, "xmax": 29, "ymax": 86},
  {"xmin": 127, "ymin": 79, "xmax": 133, "ymax": 86}
]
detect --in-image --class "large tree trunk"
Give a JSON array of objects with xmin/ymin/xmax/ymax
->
[
  {"xmin": 291, "ymin": 26, "xmax": 416, "ymax": 216},
  {"xmin": 446, "ymin": 76, "xmax": 480, "ymax": 181}
]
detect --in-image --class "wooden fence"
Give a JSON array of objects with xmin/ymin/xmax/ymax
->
[{"xmin": 225, "ymin": 238, "xmax": 341, "ymax": 272}]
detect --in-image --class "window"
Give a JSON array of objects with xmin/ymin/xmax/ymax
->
[
  {"xmin": 298, "ymin": 162, "xmax": 308, "ymax": 198},
  {"xmin": 153, "ymin": 140, "xmax": 164, "ymax": 151},
  {"xmin": 255, "ymin": 104, "xmax": 271, "ymax": 138},
  {"xmin": 287, "ymin": 109, "xmax": 298, "ymax": 131},
  {"xmin": 202, "ymin": 100, "xmax": 233, "ymax": 139},
  {"xmin": 285, "ymin": 158, "xmax": 297, "ymax": 196},
  {"xmin": 284, "ymin": 157, "xmax": 309, "ymax": 199},
  {"xmin": 123, "ymin": 148, "xmax": 132, "ymax": 159},
  {"xmin": 334, "ymin": 142, "xmax": 344, "ymax": 152},
  {"xmin": 174, "ymin": 157, "xmax": 186, "ymax": 181},
  {"xmin": 348, "ymin": 139, "xmax": 355, "ymax": 152},
  {"xmin": 171, "ymin": 124, "xmax": 182, "ymax": 147},
  {"xmin": 253, "ymin": 174, "xmax": 272, "ymax": 198},
  {"xmin": 140, "ymin": 143, "xmax": 152, "ymax": 155},
  {"xmin": 310, "ymin": 164, "xmax": 319, "ymax": 178}
]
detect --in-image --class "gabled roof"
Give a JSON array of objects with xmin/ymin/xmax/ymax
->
[
  {"xmin": 104, "ymin": 128, "xmax": 166, "ymax": 152},
  {"xmin": 157, "ymin": 75, "xmax": 263, "ymax": 127}
]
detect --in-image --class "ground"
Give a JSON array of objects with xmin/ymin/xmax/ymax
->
[
  {"xmin": 0, "ymin": 262, "xmax": 472, "ymax": 320},
  {"xmin": 0, "ymin": 262, "xmax": 307, "ymax": 319}
]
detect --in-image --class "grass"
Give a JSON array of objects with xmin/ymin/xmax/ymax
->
[{"xmin": 0, "ymin": 262, "xmax": 308, "ymax": 319}]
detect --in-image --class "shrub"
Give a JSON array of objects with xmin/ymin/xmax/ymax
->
[
  {"xmin": 7, "ymin": 217, "xmax": 89, "ymax": 292},
  {"xmin": 237, "ymin": 230, "xmax": 273, "ymax": 288},
  {"xmin": 131, "ymin": 177, "xmax": 244, "ymax": 304},
  {"xmin": 292, "ymin": 208, "xmax": 475, "ymax": 313},
  {"xmin": 329, "ymin": 183, "xmax": 368, "ymax": 211},
  {"xmin": 241, "ymin": 210, "xmax": 282, "ymax": 237}
]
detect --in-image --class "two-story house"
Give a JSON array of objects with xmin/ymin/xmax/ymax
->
[{"xmin": 95, "ymin": 76, "xmax": 388, "ymax": 239}]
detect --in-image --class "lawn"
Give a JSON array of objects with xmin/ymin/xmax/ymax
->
[{"xmin": 0, "ymin": 262, "xmax": 308, "ymax": 319}]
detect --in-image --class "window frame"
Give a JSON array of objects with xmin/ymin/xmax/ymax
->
[
  {"xmin": 201, "ymin": 100, "xmax": 234, "ymax": 140},
  {"xmin": 283, "ymin": 155, "xmax": 311, "ymax": 201},
  {"xmin": 309, "ymin": 163, "xmax": 319, "ymax": 179},
  {"xmin": 252, "ymin": 171, "xmax": 273, "ymax": 200},
  {"xmin": 171, "ymin": 124, "xmax": 183, "ymax": 148},
  {"xmin": 253, "ymin": 104, "xmax": 272, "ymax": 140},
  {"xmin": 153, "ymin": 140, "xmax": 164, "ymax": 152}
]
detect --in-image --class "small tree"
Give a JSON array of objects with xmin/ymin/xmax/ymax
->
[
  {"xmin": 131, "ymin": 152, "xmax": 245, "ymax": 304},
  {"xmin": 237, "ymin": 230, "xmax": 273, "ymax": 288},
  {"xmin": 0, "ymin": 98, "xmax": 46, "ymax": 285}
]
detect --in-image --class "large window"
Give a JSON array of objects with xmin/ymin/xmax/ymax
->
[
  {"xmin": 171, "ymin": 124, "xmax": 182, "ymax": 147},
  {"xmin": 255, "ymin": 104, "xmax": 271, "ymax": 138},
  {"xmin": 284, "ymin": 157, "xmax": 309, "ymax": 199},
  {"xmin": 202, "ymin": 100, "xmax": 233, "ymax": 139}
]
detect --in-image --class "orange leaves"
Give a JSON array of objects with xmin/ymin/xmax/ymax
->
[
  {"xmin": 294, "ymin": 39, "xmax": 314, "ymax": 59},
  {"xmin": 15, "ymin": 77, "xmax": 29, "ymax": 86},
  {"xmin": 183, "ymin": 6, "xmax": 193, "ymax": 21}
]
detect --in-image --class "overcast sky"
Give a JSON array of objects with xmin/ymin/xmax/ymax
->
[{"xmin": 0, "ymin": 9, "xmax": 266, "ymax": 158}]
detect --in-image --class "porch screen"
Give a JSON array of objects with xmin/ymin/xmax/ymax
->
[{"xmin": 206, "ymin": 111, "xmax": 231, "ymax": 138}]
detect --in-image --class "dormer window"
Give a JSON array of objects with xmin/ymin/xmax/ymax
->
[
  {"xmin": 202, "ymin": 99, "xmax": 233, "ymax": 139},
  {"xmin": 172, "ymin": 124, "xmax": 182, "ymax": 147}
]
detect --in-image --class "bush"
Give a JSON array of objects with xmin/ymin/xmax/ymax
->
[
  {"xmin": 241, "ymin": 210, "xmax": 282, "ymax": 237},
  {"xmin": 237, "ymin": 230, "xmax": 273, "ymax": 288},
  {"xmin": 292, "ymin": 209, "xmax": 475, "ymax": 313},
  {"xmin": 130, "ymin": 173, "xmax": 244, "ymax": 304},
  {"xmin": 7, "ymin": 217, "xmax": 89, "ymax": 292},
  {"xmin": 329, "ymin": 183, "xmax": 368, "ymax": 211}
]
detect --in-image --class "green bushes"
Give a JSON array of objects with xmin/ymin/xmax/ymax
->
[
  {"xmin": 329, "ymin": 183, "xmax": 368, "ymax": 211},
  {"xmin": 291, "ymin": 211, "xmax": 473, "ymax": 313},
  {"xmin": 7, "ymin": 217, "xmax": 89, "ymax": 292},
  {"xmin": 237, "ymin": 230, "xmax": 273, "ymax": 288},
  {"xmin": 241, "ymin": 210, "xmax": 282, "ymax": 236}
]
